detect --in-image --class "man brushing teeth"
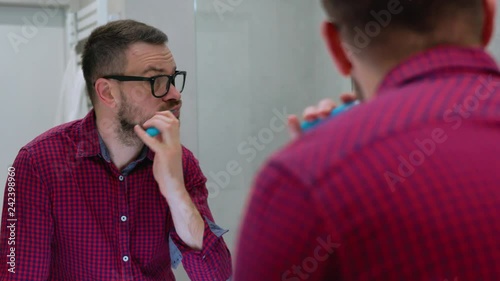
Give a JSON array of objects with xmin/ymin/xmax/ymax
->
[{"xmin": 0, "ymin": 20, "xmax": 231, "ymax": 280}]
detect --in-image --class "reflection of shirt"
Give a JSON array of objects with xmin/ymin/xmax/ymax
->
[
  {"xmin": 0, "ymin": 110, "xmax": 232, "ymax": 281},
  {"xmin": 235, "ymin": 47, "xmax": 500, "ymax": 281}
]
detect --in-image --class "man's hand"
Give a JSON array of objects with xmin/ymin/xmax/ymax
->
[
  {"xmin": 134, "ymin": 111, "xmax": 184, "ymax": 199},
  {"xmin": 135, "ymin": 111, "xmax": 204, "ymax": 250},
  {"xmin": 288, "ymin": 93, "xmax": 357, "ymax": 139}
]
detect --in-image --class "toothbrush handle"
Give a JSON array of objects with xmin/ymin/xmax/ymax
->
[
  {"xmin": 146, "ymin": 127, "xmax": 160, "ymax": 137},
  {"xmin": 300, "ymin": 101, "xmax": 359, "ymax": 132}
]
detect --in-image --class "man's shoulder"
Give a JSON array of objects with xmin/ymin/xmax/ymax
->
[
  {"xmin": 180, "ymin": 145, "xmax": 207, "ymax": 190},
  {"xmin": 22, "ymin": 119, "xmax": 83, "ymax": 157},
  {"xmin": 181, "ymin": 145, "xmax": 198, "ymax": 162},
  {"xmin": 180, "ymin": 145, "xmax": 203, "ymax": 172},
  {"xmin": 269, "ymin": 71, "xmax": 500, "ymax": 181}
]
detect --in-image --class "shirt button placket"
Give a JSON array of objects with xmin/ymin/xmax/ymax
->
[{"xmin": 118, "ymin": 174, "xmax": 132, "ymax": 276}]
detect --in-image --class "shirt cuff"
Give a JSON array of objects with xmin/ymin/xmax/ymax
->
[{"xmin": 169, "ymin": 216, "xmax": 228, "ymax": 269}]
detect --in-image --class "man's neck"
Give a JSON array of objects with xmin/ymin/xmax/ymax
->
[
  {"xmin": 106, "ymin": 141, "xmax": 143, "ymax": 171},
  {"xmin": 95, "ymin": 113, "xmax": 144, "ymax": 171},
  {"xmin": 353, "ymin": 63, "xmax": 391, "ymax": 101},
  {"xmin": 353, "ymin": 27, "xmax": 484, "ymax": 100}
]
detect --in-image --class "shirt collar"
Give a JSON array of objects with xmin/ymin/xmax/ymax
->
[
  {"xmin": 377, "ymin": 46, "xmax": 500, "ymax": 95},
  {"xmin": 76, "ymin": 110, "xmax": 101, "ymax": 158},
  {"xmin": 97, "ymin": 133, "xmax": 149, "ymax": 164},
  {"xmin": 76, "ymin": 109, "xmax": 154, "ymax": 162}
]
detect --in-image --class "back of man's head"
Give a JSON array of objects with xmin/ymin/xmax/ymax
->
[{"xmin": 322, "ymin": 0, "xmax": 484, "ymax": 60}]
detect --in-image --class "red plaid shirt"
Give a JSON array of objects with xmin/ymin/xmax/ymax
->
[
  {"xmin": 0, "ymin": 110, "xmax": 232, "ymax": 280},
  {"xmin": 235, "ymin": 46, "xmax": 500, "ymax": 281}
]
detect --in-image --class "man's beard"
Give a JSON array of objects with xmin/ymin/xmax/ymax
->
[
  {"xmin": 117, "ymin": 96, "xmax": 146, "ymax": 147},
  {"xmin": 116, "ymin": 92, "xmax": 181, "ymax": 147}
]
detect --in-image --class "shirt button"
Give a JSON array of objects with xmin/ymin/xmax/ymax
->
[
  {"xmin": 119, "ymin": 175, "xmax": 124, "ymax": 181},
  {"xmin": 121, "ymin": 216, "xmax": 127, "ymax": 222},
  {"xmin": 122, "ymin": 255, "xmax": 129, "ymax": 262}
]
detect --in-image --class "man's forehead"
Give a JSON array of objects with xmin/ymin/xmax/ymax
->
[
  {"xmin": 126, "ymin": 42, "xmax": 172, "ymax": 59},
  {"xmin": 125, "ymin": 42, "xmax": 176, "ymax": 73}
]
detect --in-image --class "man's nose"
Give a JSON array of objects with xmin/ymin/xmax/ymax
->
[{"xmin": 162, "ymin": 84, "xmax": 181, "ymax": 101}]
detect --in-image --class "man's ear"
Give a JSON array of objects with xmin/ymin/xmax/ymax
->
[
  {"xmin": 322, "ymin": 21, "xmax": 352, "ymax": 76},
  {"xmin": 94, "ymin": 78, "xmax": 117, "ymax": 108},
  {"xmin": 482, "ymin": 0, "xmax": 496, "ymax": 46}
]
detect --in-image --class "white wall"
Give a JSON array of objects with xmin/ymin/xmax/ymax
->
[{"xmin": 0, "ymin": 4, "xmax": 65, "ymax": 216}]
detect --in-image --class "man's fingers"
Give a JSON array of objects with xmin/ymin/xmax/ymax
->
[
  {"xmin": 340, "ymin": 92, "xmax": 357, "ymax": 103},
  {"xmin": 291, "ymin": 96, "xmax": 359, "ymax": 141},
  {"xmin": 143, "ymin": 113, "xmax": 177, "ymax": 128},
  {"xmin": 143, "ymin": 117, "xmax": 179, "ymax": 144},
  {"xmin": 136, "ymin": 113, "xmax": 180, "ymax": 151},
  {"xmin": 303, "ymin": 99, "xmax": 336, "ymax": 121},
  {"xmin": 156, "ymin": 110, "xmax": 177, "ymax": 119},
  {"xmin": 303, "ymin": 106, "xmax": 319, "ymax": 121},
  {"xmin": 143, "ymin": 114, "xmax": 177, "ymax": 129},
  {"xmin": 134, "ymin": 125, "xmax": 160, "ymax": 152},
  {"xmin": 287, "ymin": 115, "xmax": 301, "ymax": 140},
  {"xmin": 317, "ymin": 99, "xmax": 336, "ymax": 117}
]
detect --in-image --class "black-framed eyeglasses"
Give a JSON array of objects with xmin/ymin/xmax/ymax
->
[{"xmin": 102, "ymin": 71, "xmax": 187, "ymax": 98}]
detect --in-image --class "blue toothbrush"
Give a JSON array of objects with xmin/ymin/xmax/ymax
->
[
  {"xmin": 300, "ymin": 100, "xmax": 360, "ymax": 132},
  {"xmin": 146, "ymin": 127, "xmax": 160, "ymax": 137}
]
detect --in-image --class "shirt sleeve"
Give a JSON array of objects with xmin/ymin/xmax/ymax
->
[
  {"xmin": 234, "ymin": 160, "xmax": 338, "ymax": 281},
  {"xmin": 169, "ymin": 148, "xmax": 232, "ymax": 281},
  {"xmin": 0, "ymin": 149, "xmax": 53, "ymax": 280}
]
